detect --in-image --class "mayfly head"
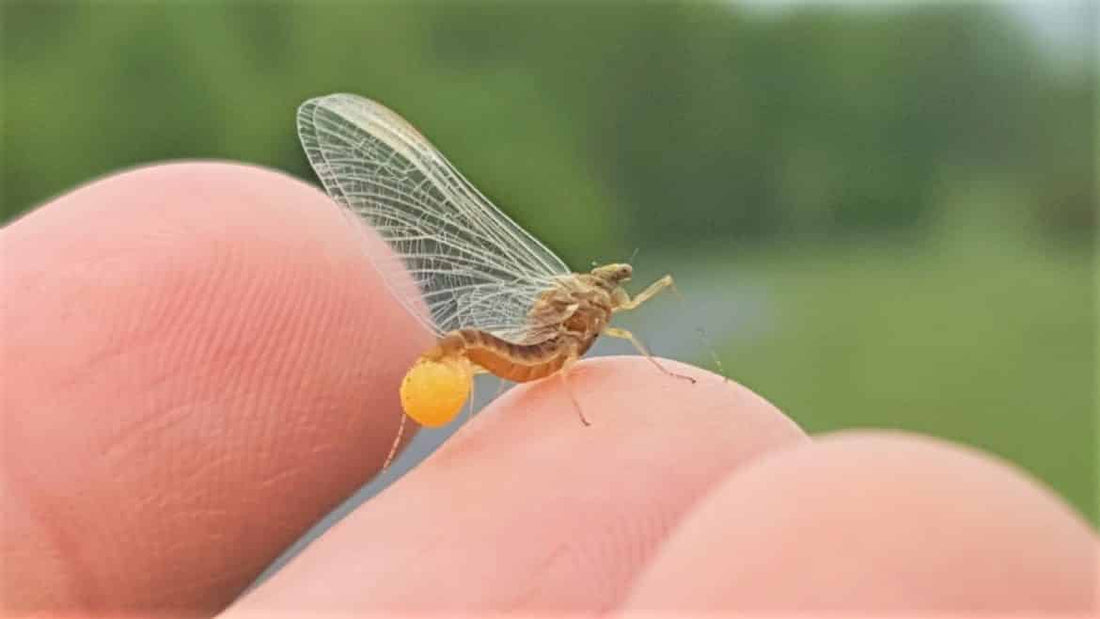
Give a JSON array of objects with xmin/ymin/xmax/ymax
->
[{"xmin": 590, "ymin": 262, "xmax": 633, "ymax": 288}]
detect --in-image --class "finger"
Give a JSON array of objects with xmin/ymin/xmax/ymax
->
[
  {"xmin": 227, "ymin": 357, "xmax": 809, "ymax": 616},
  {"xmin": 2, "ymin": 163, "xmax": 432, "ymax": 613},
  {"xmin": 619, "ymin": 431, "xmax": 1098, "ymax": 614}
]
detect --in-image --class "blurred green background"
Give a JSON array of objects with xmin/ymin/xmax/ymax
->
[{"xmin": 2, "ymin": 1, "xmax": 1095, "ymax": 524}]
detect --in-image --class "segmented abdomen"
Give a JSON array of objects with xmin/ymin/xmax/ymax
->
[{"xmin": 436, "ymin": 328, "xmax": 581, "ymax": 383}]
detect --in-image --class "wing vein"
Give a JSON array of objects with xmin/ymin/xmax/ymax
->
[{"xmin": 297, "ymin": 93, "xmax": 571, "ymax": 344}]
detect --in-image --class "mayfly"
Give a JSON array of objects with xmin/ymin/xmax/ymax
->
[{"xmin": 297, "ymin": 93, "xmax": 694, "ymax": 466}]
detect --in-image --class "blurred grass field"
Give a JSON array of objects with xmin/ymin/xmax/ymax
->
[{"xmin": 708, "ymin": 220, "xmax": 1095, "ymax": 523}]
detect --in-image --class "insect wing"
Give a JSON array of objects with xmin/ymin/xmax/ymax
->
[{"xmin": 297, "ymin": 93, "xmax": 571, "ymax": 343}]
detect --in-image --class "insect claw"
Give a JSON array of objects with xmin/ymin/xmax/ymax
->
[
  {"xmin": 566, "ymin": 387, "xmax": 591, "ymax": 425},
  {"xmin": 567, "ymin": 386, "xmax": 591, "ymax": 425},
  {"xmin": 675, "ymin": 372, "xmax": 697, "ymax": 384}
]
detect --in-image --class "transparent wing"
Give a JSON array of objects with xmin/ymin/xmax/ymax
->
[{"xmin": 297, "ymin": 93, "xmax": 571, "ymax": 344}]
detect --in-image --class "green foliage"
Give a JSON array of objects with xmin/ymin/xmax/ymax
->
[
  {"xmin": 3, "ymin": 2, "xmax": 1093, "ymax": 253},
  {"xmin": 718, "ymin": 232, "xmax": 1095, "ymax": 522}
]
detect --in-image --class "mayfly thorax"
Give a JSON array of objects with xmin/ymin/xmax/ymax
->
[{"xmin": 296, "ymin": 93, "xmax": 694, "ymax": 468}]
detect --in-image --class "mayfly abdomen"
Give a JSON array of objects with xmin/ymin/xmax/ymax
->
[{"xmin": 454, "ymin": 329, "xmax": 572, "ymax": 383}]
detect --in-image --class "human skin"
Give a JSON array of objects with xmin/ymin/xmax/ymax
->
[{"xmin": 2, "ymin": 162, "xmax": 1095, "ymax": 615}]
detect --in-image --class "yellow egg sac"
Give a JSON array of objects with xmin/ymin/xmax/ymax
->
[{"xmin": 399, "ymin": 357, "xmax": 473, "ymax": 427}]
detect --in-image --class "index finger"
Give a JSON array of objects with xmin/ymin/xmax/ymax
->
[{"xmin": 2, "ymin": 162, "xmax": 432, "ymax": 613}]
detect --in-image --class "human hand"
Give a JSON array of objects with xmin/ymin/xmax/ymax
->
[{"xmin": 3, "ymin": 163, "xmax": 1095, "ymax": 616}]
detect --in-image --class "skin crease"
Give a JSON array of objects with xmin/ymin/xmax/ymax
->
[{"xmin": 2, "ymin": 163, "xmax": 1096, "ymax": 616}]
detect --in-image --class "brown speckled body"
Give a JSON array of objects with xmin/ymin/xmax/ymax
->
[{"xmin": 421, "ymin": 267, "xmax": 631, "ymax": 383}]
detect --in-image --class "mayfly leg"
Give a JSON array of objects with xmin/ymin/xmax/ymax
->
[
  {"xmin": 615, "ymin": 274, "xmax": 676, "ymax": 312},
  {"xmin": 608, "ymin": 273, "xmax": 694, "ymax": 382},
  {"xmin": 559, "ymin": 344, "xmax": 591, "ymax": 426},
  {"xmin": 617, "ymin": 273, "xmax": 729, "ymax": 382},
  {"xmin": 603, "ymin": 326, "xmax": 696, "ymax": 384}
]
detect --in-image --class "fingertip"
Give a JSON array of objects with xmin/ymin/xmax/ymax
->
[{"xmin": 621, "ymin": 430, "xmax": 1098, "ymax": 614}]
